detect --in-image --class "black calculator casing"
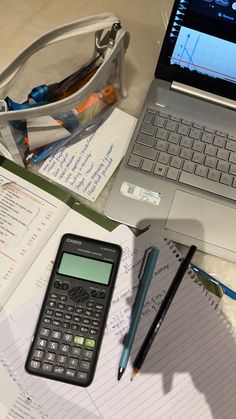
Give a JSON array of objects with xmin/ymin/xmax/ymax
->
[{"xmin": 25, "ymin": 233, "xmax": 122, "ymax": 387}]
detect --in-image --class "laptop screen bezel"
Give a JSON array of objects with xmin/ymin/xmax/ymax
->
[{"xmin": 155, "ymin": 0, "xmax": 236, "ymax": 102}]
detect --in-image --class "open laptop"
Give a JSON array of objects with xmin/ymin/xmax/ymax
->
[{"xmin": 105, "ymin": 0, "xmax": 236, "ymax": 261}]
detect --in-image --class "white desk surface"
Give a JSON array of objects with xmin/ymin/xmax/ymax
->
[{"xmin": 0, "ymin": 0, "xmax": 235, "ymax": 334}]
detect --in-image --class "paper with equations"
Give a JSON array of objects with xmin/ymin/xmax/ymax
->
[{"xmin": 1, "ymin": 225, "xmax": 236, "ymax": 418}]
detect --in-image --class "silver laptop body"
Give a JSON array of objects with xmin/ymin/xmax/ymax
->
[{"xmin": 106, "ymin": 0, "xmax": 236, "ymax": 262}]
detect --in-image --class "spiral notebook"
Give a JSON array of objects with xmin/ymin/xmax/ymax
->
[{"xmin": 0, "ymin": 225, "xmax": 236, "ymax": 419}]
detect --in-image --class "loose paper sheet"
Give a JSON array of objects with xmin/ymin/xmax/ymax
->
[{"xmin": 39, "ymin": 108, "xmax": 137, "ymax": 201}]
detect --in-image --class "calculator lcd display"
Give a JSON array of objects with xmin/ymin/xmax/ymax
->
[{"xmin": 58, "ymin": 252, "xmax": 113, "ymax": 285}]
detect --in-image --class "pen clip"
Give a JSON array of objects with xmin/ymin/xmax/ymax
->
[{"xmin": 138, "ymin": 247, "xmax": 152, "ymax": 280}]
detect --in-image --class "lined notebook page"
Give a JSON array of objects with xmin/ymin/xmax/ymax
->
[
  {"xmin": 0, "ymin": 226, "xmax": 236, "ymax": 418},
  {"xmin": 88, "ymin": 228, "xmax": 236, "ymax": 419}
]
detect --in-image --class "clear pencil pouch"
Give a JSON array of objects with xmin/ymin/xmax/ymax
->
[{"xmin": 0, "ymin": 13, "xmax": 129, "ymax": 167}]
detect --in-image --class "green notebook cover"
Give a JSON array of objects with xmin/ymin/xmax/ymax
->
[{"xmin": 0, "ymin": 156, "xmax": 118, "ymax": 232}]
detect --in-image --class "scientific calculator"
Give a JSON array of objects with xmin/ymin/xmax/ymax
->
[{"xmin": 25, "ymin": 233, "xmax": 122, "ymax": 387}]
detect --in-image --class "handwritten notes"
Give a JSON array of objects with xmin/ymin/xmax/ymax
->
[{"xmin": 40, "ymin": 108, "xmax": 136, "ymax": 201}]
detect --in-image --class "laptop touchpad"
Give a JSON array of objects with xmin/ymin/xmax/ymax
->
[{"xmin": 166, "ymin": 190, "xmax": 236, "ymax": 252}]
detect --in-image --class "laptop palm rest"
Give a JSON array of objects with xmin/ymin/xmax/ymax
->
[{"xmin": 166, "ymin": 190, "xmax": 236, "ymax": 255}]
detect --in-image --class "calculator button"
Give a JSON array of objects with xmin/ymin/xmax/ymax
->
[
  {"xmin": 69, "ymin": 287, "xmax": 89, "ymax": 303},
  {"xmin": 89, "ymin": 328, "xmax": 98, "ymax": 336},
  {"xmin": 66, "ymin": 305, "xmax": 74, "ymax": 312},
  {"xmin": 60, "ymin": 344, "xmax": 70, "ymax": 353},
  {"xmin": 82, "ymin": 318, "xmax": 90, "ymax": 325},
  {"xmin": 48, "ymin": 301, "xmax": 56, "ymax": 307},
  {"xmin": 99, "ymin": 292, "xmax": 106, "ymax": 299},
  {"xmin": 46, "ymin": 309, "xmax": 54, "ymax": 316},
  {"xmin": 66, "ymin": 369, "xmax": 76, "ymax": 378},
  {"xmin": 83, "ymin": 349, "xmax": 93, "ymax": 360},
  {"xmin": 55, "ymin": 311, "xmax": 63, "ymax": 318},
  {"xmin": 52, "ymin": 320, "xmax": 61, "ymax": 327},
  {"xmin": 53, "ymin": 366, "xmax": 64, "ymax": 375},
  {"xmin": 43, "ymin": 317, "xmax": 51, "ymax": 324},
  {"xmin": 63, "ymin": 333, "xmax": 73, "ymax": 343},
  {"xmin": 75, "ymin": 308, "xmax": 83, "ymax": 314},
  {"xmin": 71, "ymin": 324, "xmax": 79, "ymax": 331},
  {"xmin": 62, "ymin": 322, "xmax": 70, "ymax": 329},
  {"xmin": 64, "ymin": 313, "xmax": 72, "ymax": 320},
  {"xmin": 40, "ymin": 328, "xmax": 50, "ymax": 337},
  {"xmin": 45, "ymin": 352, "xmax": 56, "ymax": 362},
  {"xmin": 80, "ymin": 360, "xmax": 90, "ymax": 371},
  {"xmin": 30, "ymin": 360, "xmax": 41, "ymax": 369},
  {"xmin": 57, "ymin": 355, "xmax": 67, "ymax": 364},
  {"xmin": 91, "ymin": 320, "xmax": 100, "ymax": 327},
  {"xmin": 42, "ymin": 363, "xmax": 53, "ymax": 372},
  {"xmin": 57, "ymin": 303, "xmax": 65, "ymax": 309},
  {"xmin": 37, "ymin": 338, "xmax": 47, "ymax": 348},
  {"xmin": 51, "ymin": 331, "xmax": 62, "ymax": 339},
  {"xmin": 62, "ymin": 283, "xmax": 69, "ymax": 290},
  {"xmin": 93, "ymin": 312, "xmax": 102, "ymax": 319},
  {"xmin": 86, "ymin": 302, "xmax": 94, "ymax": 308},
  {"xmin": 84, "ymin": 309, "xmax": 93, "ymax": 316},
  {"xmin": 80, "ymin": 326, "xmax": 89, "ymax": 333},
  {"xmin": 77, "ymin": 371, "xmax": 88, "ymax": 380},
  {"xmin": 54, "ymin": 281, "xmax": 61, "ymax": 288},
  {"xmin": 85, "ymin": 338, "xmax": 95, "ymax": 348},
  {"xmin": 59, "ymin": 295, "xmax": 67, "ymax": 302},
  {"xmin": 71, "ymin": 347, "xmax": 81, "ymax": 356},
  {"xmin": 73, "ymin": 316, "xmax": 82, "ymax": 322},
  {"xmin": 68, "ymin": 358, "xmax": 79, "ymax": 368},
  {"xmin": 33, "ymin": 349, "xmax": 44, "ymax": 359},
  {"xmin": 95, "ymin": 304, "xmax": 103, "ymax": 311},
  {"xmin": 48, "ymin": 341, "xmax": 59, "ymax": 350},
  {"xmin": 50, "ymin": 293, "xmax": 58, "ymax": 299},
  {"xmin": 74, "ymin": 336, "xmax": 84, "ymax": 345}
]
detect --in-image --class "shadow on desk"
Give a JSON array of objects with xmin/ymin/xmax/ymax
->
[{"xmin": 124, "ymin": 217, "xmax": 236, "ymax": 419}]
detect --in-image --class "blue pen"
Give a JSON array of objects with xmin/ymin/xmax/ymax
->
[
  {"xmin": 190, "ymin": 263, "xmax": 236, "ymax": 300},
  {"xmin": 30, "ymin": 137, "xmax": 70, "ymax": 165},
  {"xmin": 117, "ymin": 246, "xmax": 159, "ymax": 380},
  {"xmin": 29, "ymin": 112, "xmax": 109, "ymax": 166}
]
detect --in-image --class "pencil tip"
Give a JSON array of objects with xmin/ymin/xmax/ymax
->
[{"xmin": 131, "ymin": 369, "xmax": 138, "ymax": 381}]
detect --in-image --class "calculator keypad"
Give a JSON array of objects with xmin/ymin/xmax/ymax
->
[{"xmin": 28, "ymin": 288, "xmax": 105, "ymax": 384}]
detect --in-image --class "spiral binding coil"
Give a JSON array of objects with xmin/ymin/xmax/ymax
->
[{"xmin": 163, "ymin": 236, "xmax": 235, "ymax": 339}]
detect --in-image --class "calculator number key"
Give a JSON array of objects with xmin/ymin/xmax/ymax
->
[
  {"xmin": 33, "ymin": 349, "xmax": 44, "ymax": 359},
  {"xmin": 51, "ymin": 331, "xmax": 61, "ymax": 339},
  {"xmin": 30, "ymin": 360, "xmax": 41, "ymax": 369}
]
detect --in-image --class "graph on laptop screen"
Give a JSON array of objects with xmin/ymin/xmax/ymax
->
[{"xmin": 167, "ymin": 0, "xmax": 236, "ymax": 85}]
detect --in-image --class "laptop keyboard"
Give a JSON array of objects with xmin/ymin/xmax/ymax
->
[{"xmin": 127, "ymin": 107, "xmax": 236, "ymax": 201}]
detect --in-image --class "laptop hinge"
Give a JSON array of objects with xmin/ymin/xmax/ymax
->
[{"xmin": 171, "ymin": 81, "xmax": 236, "ymax": 111}]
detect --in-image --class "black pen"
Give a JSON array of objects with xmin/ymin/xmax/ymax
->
[{"xmin": 131, "ymin": 245, "xmax": 197, "ymax": 381}]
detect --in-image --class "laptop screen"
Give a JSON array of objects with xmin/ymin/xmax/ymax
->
[{"xmin": 156, "ymin": 0, "xmax": 236, "ymax": 100}]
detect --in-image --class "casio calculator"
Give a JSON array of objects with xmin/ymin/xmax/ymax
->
[{"xmin": 25, "ymin": 233, "xmax": 122, "ymax": 387}]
